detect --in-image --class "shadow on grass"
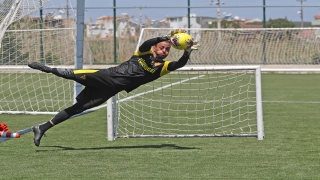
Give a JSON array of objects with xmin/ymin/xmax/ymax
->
[{"xmin": 36, "ymin": 144, "xmax": 200, "ymax": 152}]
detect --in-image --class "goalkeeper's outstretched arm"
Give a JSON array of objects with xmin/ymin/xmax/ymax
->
[
  {"xmin": 136, "ymin": 29, "xmax": 188, "ymax": 54},
  {"xmin": 137, "ymin": 37, "xmax": 168, "ymax": 53},
  {"xmin": 167, "ymin": 39, "xmax": 200, "ymax": 71}
]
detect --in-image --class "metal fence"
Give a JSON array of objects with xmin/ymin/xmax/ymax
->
[{"xmin": 1, "ymin": 0, "xmax": 320, "ymax": 66}]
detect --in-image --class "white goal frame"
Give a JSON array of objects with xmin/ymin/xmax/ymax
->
[
  {"xmin": 107, "ymin": 66, "xmax": 264, "ymax": 141},
  {"xmin": 0, "ymin": 0, "xmax": 84, "ymax": 115}
]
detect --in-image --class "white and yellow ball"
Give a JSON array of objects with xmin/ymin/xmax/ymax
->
[{"xmin": 169, "ymin": 32, "xmax": 193, "ymax": 50}]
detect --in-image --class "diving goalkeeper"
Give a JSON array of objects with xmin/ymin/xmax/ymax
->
[{"xmin": 28, "ymin": 29, "xmax": 200, "ymax": 146}]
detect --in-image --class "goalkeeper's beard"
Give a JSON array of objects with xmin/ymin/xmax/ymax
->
[{"xmin": 155, "ymin": 53, "xmax": 167, "ymax": 60}]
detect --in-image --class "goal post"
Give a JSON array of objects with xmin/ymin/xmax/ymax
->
[
  {"xmin": 107, "ymin": 66, "xmax": 264, "ymax": 141},
  {"xmin": 0, "ymin": 0, "xmax": 86, "ymax": 115}
]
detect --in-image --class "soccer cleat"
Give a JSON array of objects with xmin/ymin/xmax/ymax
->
[
  {"xmin": 28, "ymin": 62, "xmax": 52, "ymax": 73},
  {"xmin": 32, "ymin": 125, "xmax": 45, "ymax": 147}
]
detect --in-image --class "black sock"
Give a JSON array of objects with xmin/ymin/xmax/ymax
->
[
  {"xmin": 51, "ymin": 110, "xmax": 72, "ymax": 125},
  {"xmin": 40, "ymin": 121, "xmax": 54, "ymax": 132}
]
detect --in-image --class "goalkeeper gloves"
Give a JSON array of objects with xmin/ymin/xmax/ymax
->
[{"xmin": 184, "ymin": 39, "xmax": 200, "ymax": 55}]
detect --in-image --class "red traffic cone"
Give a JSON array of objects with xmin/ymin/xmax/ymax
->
[
  {"xmin": 0, "ymin": 131, "xmax": 20, "ymax": 138},
  {"xmin": 0, "ymin": 123, "xmax": 9, "ymax": 132},
  {"xmin": 0, "ymin": 123, "xmax": 20, "ymax": 138}
]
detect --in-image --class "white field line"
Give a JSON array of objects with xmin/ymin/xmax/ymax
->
[
  {"xmin": 123, "ymin": 100, "xmax": 320, "ymax": 104},
  {"xmin": 263, "ymin": 100, "xmax": 320, "ymax": 104},
  {"xmin": 2, "ymin": 100, "xmax": 320, "ymax": 104}
]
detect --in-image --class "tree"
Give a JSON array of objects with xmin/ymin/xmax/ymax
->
[
  {"xmin": 266, "ymin": 18, "xmax": 295, "ymax": 28},
  {"xmin": 208, "ymin": 20, "xmax": 241, "ymax": 29}
]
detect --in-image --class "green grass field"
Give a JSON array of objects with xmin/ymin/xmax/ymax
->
[{"xmin": 1, "ymin": 73, "xmax": 320, "ymax": 179}]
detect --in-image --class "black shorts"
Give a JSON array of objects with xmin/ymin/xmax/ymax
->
[
  {"xmin": 75, "ymin": 87, "xmax": 117, "ymax": 110},
  {"xmin": 72, "ymin": 69, "xmax": 119, "ymax": 109},
  {"xmin": 72, "ymin": 69, "xmax": 115, "ymax": 90}
]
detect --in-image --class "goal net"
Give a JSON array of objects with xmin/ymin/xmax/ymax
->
[
  {"xmin": 0, "ymin": 0, "xmax": 76, "ymax": 114},
  {"xmin": 137, "ymin": 28, "xmax": 320, "ymax": 67},
  {"xmin": 107, "ymin": 66, "xmax": 264, "ymax": 140}
]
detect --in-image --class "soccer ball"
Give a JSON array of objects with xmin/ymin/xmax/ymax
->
[{"xmin": 169, "ymin": 32, "xmax": 193, "ymax": 50}]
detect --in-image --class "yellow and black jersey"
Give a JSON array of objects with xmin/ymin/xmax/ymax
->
[{"xmin": 102, "ymin": 37, "xmax": 190, "ymax": 93}]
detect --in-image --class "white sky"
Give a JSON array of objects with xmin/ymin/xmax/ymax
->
[{"xmin": 69, "ymin": 0, "xmax": 320, "ymax": 23}]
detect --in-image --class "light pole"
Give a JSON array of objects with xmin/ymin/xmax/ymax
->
[
  {"xmin": 297, "ymin": 0, "xmax": 307, "ymax": 27},
  {"xmin": 263, "ymin": 0, "xmax": 266, "ymax": 28},
  {"xmin": 188, "ymin": 0, "xmax": 190, "ymax": 29},
  {"xmin": 210, "ymin": 0, "xmax": 225, "ymax": 29},
  {"xmin": 66, "ymin": 0, "xmax": 69, "ymax": 20},
  {"xmin": 210, "ymin": 0, "xmax": 224, "ymax": 41},
  {"xmin": 139, "ymin": 7, "xmax": 142, "ymax": 31},
  {"xmin": 40, "ymin": 0, "xmax": 44, "ymax": 64},
  {"xmin": 262, "ymin": 0, "xmax": 266, "ymax": 64}
]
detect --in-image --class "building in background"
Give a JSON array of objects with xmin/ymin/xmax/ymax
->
[
  {"xmin": 86, "ymin": 13, "xmax": 139, "ymax": 38},
  {"xmin": 221, "ymin": 14, "xmax": 263, "ymax": 28},
  {"xmin": 311, "ymin": 14, "xmax": 320, "ymax": 27},
  {"xmin": 292, "ymin": 21, "xmax": 312, "ymax": 27},
  {"xmin": 166, "ymin": 14, "xmax": 216, "ymax": 28},
  {"xmin": 148, "ymin": 19, "xmax": 169, "ymax": 28},
  {"xmin": 31, "ymin": 12, "xmax": 67, "ymax": 28},
  {"xmin": 242, "ymin": 18, "xmax": 263, "ymax": 28}
]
